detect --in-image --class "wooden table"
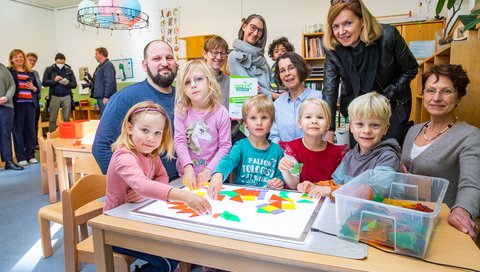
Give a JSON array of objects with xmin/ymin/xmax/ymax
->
[
  {"xmin": 48, "ymin": 137, "xmax": 92, "ymax": 201},
  {"xmin": 90, "ymin": 205, "xmax": 480, "ymax": 272}
]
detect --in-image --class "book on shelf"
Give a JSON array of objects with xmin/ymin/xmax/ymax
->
[{"xmin": 304, "ymin": 36, "xmax": 325, "ymax": 59}]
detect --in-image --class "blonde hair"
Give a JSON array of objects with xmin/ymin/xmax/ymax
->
[
  {"xmin": 348, "ymin": 92, "xmax": 391, "ymax": 125},
  {"xmin": 112, "ymin": 101, "xmax": 174, "ymax": 159},
  {"xmin": 241, "ymin": 94, "xmax": 275, "ymax": 122},
  {"xmin": 298, "ymin": 98, "xmax": 332, "ymax": 128},
  {"xmin": 175, "ymin": 59, "xmax": 222, "ymax": 116},
  {"xmin": 9, "ymin": 49, "xmax": 32, "ymax": 72},
  {"xmin": 323, "ymin": 0, "xmax": 382, "ymax": 51}
]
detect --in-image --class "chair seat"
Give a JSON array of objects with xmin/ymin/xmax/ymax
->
[{"xmin": 38, "ymin": 200, "xmax": 104, "ymax": 224}]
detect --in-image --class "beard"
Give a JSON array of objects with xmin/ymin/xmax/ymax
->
[{"xmin": 147, "ymin": 66, "xmax": 177, "ymax": 88}]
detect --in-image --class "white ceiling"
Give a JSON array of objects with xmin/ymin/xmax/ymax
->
[{"xmin": 11, "ymin": 0, "xmax": 82, "ymax": 10}]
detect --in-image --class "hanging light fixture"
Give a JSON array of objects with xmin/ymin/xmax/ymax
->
[{"xmin": 77, "ymin": 0, "xmax": 149, "ymax": 31}]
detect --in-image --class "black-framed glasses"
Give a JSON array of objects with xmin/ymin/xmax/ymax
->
[
  {"xmin": 423, "ymin": 88, "xmax": 457, "ymax": 97},
  {"xmin": 248, "ymin": 24, "xmax": 264, "ymax": 35},
  {"xmin": 209, "ymin": 51, "xmax": 227, "ymax": 59},
  {"xmin": 331, "ymin": 0, "xmax": 353, "ymax": 5}
]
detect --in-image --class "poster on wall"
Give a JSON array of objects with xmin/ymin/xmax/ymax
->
[
  {"xmin": 111, "ymin": 58, "xmax": 134, "ymax": 81},
  {"xmin": 159, "ymin": 7, "xmax": 180, "ymax": 60}
]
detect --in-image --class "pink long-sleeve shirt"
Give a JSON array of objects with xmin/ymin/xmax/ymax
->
[
  {"xmin": 174, "ymin": 105, "xmax": 232, "ymax": 176},
  {"xmin": 104, "ymin": 147, "xmax": 172, "ymax": 211}
]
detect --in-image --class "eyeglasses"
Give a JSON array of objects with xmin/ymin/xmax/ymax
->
[
  {"xmin": 248, "ymin": 24, "xmax": 264, "ymax": 35},
  {"xmin": 185, "ymin": 75, "xmax": 205, "ymax": 87},
  {"xmin": 330, "ymin": 0, "xmax": 353, "ymax": 5},
  {"xmin": 279, "ymin": 65, "xmax": 296, "ymax": 75},
  {"xmin": 423, "ymin": 88, "xmax": 457, "ymax": 97},
  {"xmin": 209, "ymin": 51, "xmax": 227, "ymax": 59}
]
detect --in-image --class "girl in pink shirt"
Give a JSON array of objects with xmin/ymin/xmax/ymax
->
[
  {"xmin": 105, "ymin": 101, "xmax": 212, "ymax": 271},
  {"xmin": 175, "ymin": 60, "xmax": 232, "ymax": 190}
]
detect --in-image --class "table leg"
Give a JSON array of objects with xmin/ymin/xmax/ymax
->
[
  {"xmin": 55, "ymin": 150, "xmax": 68, "ymax": 195},
  {"xmin": 93, "ymin": 227, "xmax": 114, "ymax": 272}
]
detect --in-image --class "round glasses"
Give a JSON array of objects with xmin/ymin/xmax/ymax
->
[
  {"xmin": 423, "ymin": 88, "xmax": 457, "ymax": 97},
  {"xmin": 209, "ymin": 51, "xmax": 227, "ymax": 59}
]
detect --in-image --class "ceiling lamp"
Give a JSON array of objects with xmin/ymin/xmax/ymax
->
[{"xmin": 77, "ymin": 0, "xmax": 149, "ymax": 31}]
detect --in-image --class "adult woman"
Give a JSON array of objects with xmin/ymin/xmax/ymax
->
[
  {"xmin": 227, "ymin": 14, "xmax": 271, "ymax": 99},
  {"xmin": 322, "ymin": 0, "xmax": 418, "ymax": 146},
  {"xmin": 269, "ymin": 52, "xmax": 322, "ymax": 143},
  {"xmin": 401, "ymin": 64, "xmax": 480, "ymax": 240},
  {"xmin": 8, "ymin": 49, "xmax": 40, "ymax": 166}
]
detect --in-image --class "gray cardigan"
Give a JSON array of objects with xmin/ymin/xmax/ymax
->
[
  {"xmin": 0, "ymin": 63, "xmax": 15, "ymax": 108},
  {"xmin": 401, "ymin": 121, "xmax": 480, "ymax": 218}
]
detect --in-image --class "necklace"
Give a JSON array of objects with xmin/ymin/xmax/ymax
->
[{"xmin": 422, "ymin": 118, "xmax": 457, "ymax": 142}]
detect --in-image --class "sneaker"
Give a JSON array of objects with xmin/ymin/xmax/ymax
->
[
  {"xmin": 17, "ymin": 160, "xmax": 28, "ymax": 166},
  {"xmin": 28, "ymin": 158, "xmax": 39, "ymax": 164}
]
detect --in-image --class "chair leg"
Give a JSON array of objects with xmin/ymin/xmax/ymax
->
[
  {"xmin": 39, "ymin": 215, "xmax": 52, "ymax": 258},
  {"xmin": 179, "ymin": 262, "xmax": 192, "ymax": 272},
  {"xmin": 41, "ymin": 170, "xmax": 48, "ymax": 194},
  {"xmin": 79, "ymin": 223, "xmax": 89, "ymax": 241}
]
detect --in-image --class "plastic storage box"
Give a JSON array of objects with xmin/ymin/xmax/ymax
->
[
  {"xmin": 59, "ymin": 120, "xmax": 87, "ymax": 139},
  {"xmin": 333, "ymin": 170, "xmax": 449, "ymax": 258}
]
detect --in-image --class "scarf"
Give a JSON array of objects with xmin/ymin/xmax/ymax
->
[{"xmin": 336, "ymin": 41, "xmax": 380, "ymax": 96}]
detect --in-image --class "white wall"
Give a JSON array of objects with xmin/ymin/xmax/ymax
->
[
  {"xmin": 3, "ymin": 0, "xmax": 430, "ymax": 82},
  {"xmin": 0, "ymin": 0, "xmax": 56, "ymax": 73}
]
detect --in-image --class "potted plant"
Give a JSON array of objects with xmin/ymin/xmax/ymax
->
[{"xmin": 436, "ymin": 0, "xmax": 480, "ymax": 44}]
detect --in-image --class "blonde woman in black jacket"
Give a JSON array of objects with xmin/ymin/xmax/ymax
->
[{"xmin": 322, "ymin": 0, "xmax": 418, "ymax": 147}]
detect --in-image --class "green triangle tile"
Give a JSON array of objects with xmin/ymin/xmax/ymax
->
[
  {"xmin": 279, "ymin": 191, "xmax": 290, "ymax": 199},
  {"xmin": 257, "ymin": 208, "xmax": 269, "ymax": 213},
  {"xmin": 220, "ymin": 191, "xmax": 239, "ymax": 197},
  {"xmin": 297, "ymin": 199, "xmax": 314, "ymax": 203}
]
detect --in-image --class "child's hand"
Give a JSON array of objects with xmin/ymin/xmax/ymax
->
[
  {"xmin": 297, "ymin": 180, "xmax": 315, "ymax": 194},
  {"xmin": 207, "ymin": 173, "xmax": 223, "ymax": 200},
  {"xmin": 126, "ymin": 189, "xmax": 147, "ymax": 203},
  {"xmin": 196, "ymin": 168, "xmax": 212, "ymax": 188},
  {"xmin": 278, "ymin": 157, "xmax": 294, "ymax": 172},
  {"xmin": 185, "ymin": 193, "xmax": 212, "ymax": 215},
  {"xmin": 307, "ymin": 186, "xmax": 332, "ymax": 199},
  {"xmin": 182, "ymin": 165, "xmax": 196, "ymax": 190},
  {"xmin": 267, "ymin": 178, "xmax": 284, "ymax": 189}
]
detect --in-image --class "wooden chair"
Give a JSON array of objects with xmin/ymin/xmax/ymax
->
[
  {"xmin": 62, "ymin": 174, "xmax": 134, "ymax": 271},
  {"xmin": 38, "ymin": 177, "xmax": 104, "ymax": 258},
  {"xmin": 38, "ymin": 135, "xmax": 49, "ymax": 195},
  {"xmin": 71, "ymin": 154, "xmax": 102, "ymax": 183}
]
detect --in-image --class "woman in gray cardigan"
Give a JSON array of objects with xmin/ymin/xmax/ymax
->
[{"xmin": 401, "ymin": 64, "xmax": 480, "ymax": 240}]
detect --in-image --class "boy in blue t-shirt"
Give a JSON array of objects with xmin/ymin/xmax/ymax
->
[{"xmin": 207, "ymin": 94, "xmax": 284, "ymax": 200}]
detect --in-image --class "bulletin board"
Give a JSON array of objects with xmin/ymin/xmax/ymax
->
[
  {"xmin": 111, "ymin": 58, "xmax": 134, "ymax": 81},
  {"xmin": 131, "ymin": 184, "xmax": 321, "ymax": 243}
]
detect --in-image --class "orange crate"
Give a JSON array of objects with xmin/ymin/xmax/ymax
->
[{"xmin": 59, "ymin": 120, "xmax": 88, "ymax": 139}]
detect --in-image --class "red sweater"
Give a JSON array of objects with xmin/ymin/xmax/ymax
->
[{"xmin": 281, "ymin": 138, "xmax": 347, "ymax": 183}]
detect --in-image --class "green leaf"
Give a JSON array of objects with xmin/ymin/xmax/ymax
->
[
  {"xmin": 436, "ymin": 0, "xmax": 446, "ymax": 16},
  {"xmin": 472, "ymin": 9, "xmax": 480, "ymax": 15},
  {"xmin": 447, "ymin": 0, "xmax": 456, "ymax": 9},
  {"xmin": 462, "ymin": 18, "xmax": 480, "ymax": 31}
]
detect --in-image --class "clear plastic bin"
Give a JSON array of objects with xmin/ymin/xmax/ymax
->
[{"xmin": 333, "ymin": 169, "xmax": 449, "ymax": 258}]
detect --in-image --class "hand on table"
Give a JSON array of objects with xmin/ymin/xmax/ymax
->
[{"xmin": 448, "ymin": 207, "xmax": 478, "ymax": 240}]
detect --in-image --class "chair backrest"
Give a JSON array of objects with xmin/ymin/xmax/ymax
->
[
  {"xmin": 72, "ymin": 155, "xmax": 102, "ymax": 182},
  {"xmin": 38, "ymin": 136, "xmax": 48, "ymax": 167},
  {"xmin": 62, "ymin": 174, "xmax": 106, "ymax": 271}
]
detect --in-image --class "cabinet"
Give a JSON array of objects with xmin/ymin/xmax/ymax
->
[
  {"xmin": 393, "ymin": 20, "xmax": 445, "ymax": 46},
  {"xmin": 409, "ymin": 27, "xmax": 480, "ymax": 127},
  {"xmin": 302, "ymin": 32, "xmax": 325, "ymax": 89},
  {"xmin": 72, "ymin": 106, "xmax": 100, "ymax": 121},
  {"xmin": 180, "ymin": 34, "xmax": 213, "ymax": 60}
]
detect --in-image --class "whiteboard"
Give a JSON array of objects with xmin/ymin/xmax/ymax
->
[{"xmin": 131, "ymin": 184, "xmax": 321, "ymax": 243}]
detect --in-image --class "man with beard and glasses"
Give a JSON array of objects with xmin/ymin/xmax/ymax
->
[{"xmin": 93, "ymin": 40, "xmax": 179, "ymax": 180}]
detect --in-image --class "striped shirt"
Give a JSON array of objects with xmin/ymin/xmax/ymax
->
[{"xmin": 15, "ymin": 71, "xmax": 33, "ymax": 103}]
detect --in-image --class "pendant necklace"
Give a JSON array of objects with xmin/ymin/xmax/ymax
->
[{"xmin": 423, "ymin": 118, "xmax": 457, "ymax": 142}]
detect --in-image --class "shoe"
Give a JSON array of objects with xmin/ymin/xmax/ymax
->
[
  {"xmin": 29, "ymin": 158, "xmax": 39, "ymax": 164},
  {"xmin": 4, "ymin": 161, "xmax": 24, "ymax": 170},
  {"xmin": 17, "ymin": 160, "xmax": 28, "ymax": 166}
]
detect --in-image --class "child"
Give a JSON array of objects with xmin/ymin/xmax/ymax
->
[
  {"xmin": 208, "ymin": 94, "xmax": 284, "ymax": 200},
  {"xmin": 175, "ymin": 59, "xmax": 232, "ymax": 191},
  {"xmin": 267, "ymin": 37, "xmax": 295, "ymax": 100},
  {"xmin": 104, "ymin": 101, "xmax": 212, "ymax": 272},
  {"xmin": 279, "ymin": 98, "xmax": 347, "ymax": 190},
  {"xmin": 298, "ymin": 92, "xmax": 401, "ymax": 198}
]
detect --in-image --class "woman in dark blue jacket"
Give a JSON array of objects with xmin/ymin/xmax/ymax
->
[{"xmin": 322, "ymin": 0, "xmax": 418, "ymax": 147}]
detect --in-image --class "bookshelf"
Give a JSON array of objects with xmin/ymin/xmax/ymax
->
[{"xmin": 302, "ymin": 32, "xmax": 325, "ymax": 88}]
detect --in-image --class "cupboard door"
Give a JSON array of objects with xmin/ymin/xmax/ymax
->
[{"xmin": 401, "ymin": 21, "xmax": 444, "ymax": 45}]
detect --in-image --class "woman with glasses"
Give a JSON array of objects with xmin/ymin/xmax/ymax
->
[
  {"xmin": 269, "ymin": 52, "xmax": 322, "ymax": 144},
  {"xmin": 203, "ymin": 35, "xmax": 246, "ymax": 143},
  {"xmin": 322, "ymin": 0, "xmax": 418, "ymax": 147},
  {"xmin": 227, "ymin": 14, "xmax": 271, "ymax": 99},
  {"xmin": 401, "ymin": 64, "xmax": 480, "ymax": 241}
]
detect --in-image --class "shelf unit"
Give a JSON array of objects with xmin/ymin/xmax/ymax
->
[
  {"xmin": 302, "ymin": 32, "xmax": 325, "ymax": 89},
  {"xmin": 180, "ymin": 34, "xmax": 213, "ymax": 60}
]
